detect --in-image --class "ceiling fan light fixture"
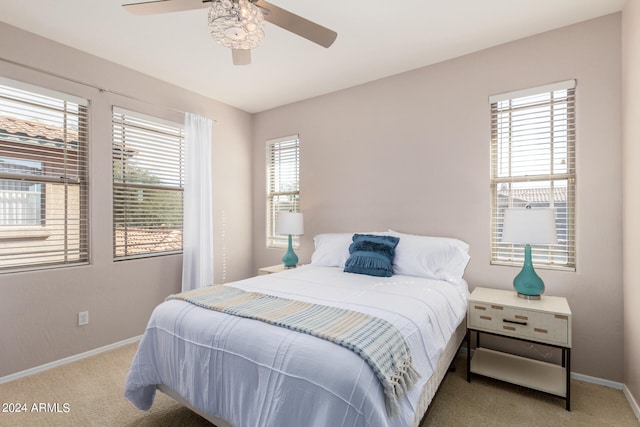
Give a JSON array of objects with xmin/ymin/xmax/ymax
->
[{"xmin": 208, "ymin": 0, "xmax": 265, "ymax": 50}]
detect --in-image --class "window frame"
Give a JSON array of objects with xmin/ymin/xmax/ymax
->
[
  {"xmin": 0, "ymin": 76, "xmax": 89, "ymax": 272},
  {"xmin": 266, "ymin": 134, "xmax": 300, "ymax": 249},
  {"xmin": 490, "ymin": 80, "xmax": 576, "ymax": 271},
  {"xmin": 112, "ymin": 107, "xmax": 185, "ymax": 260}
]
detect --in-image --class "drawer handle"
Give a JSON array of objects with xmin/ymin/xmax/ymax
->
[
  {"xmin": 503, "ymin": 319, "xmax": 527, "ymax": 326},
  {"xmin": 474, "ymin": 305, "xmax": 486, "ymax": 310},
  {"xmin": 555, "ymin": 314, "xmax": 568, "ymax": 320},
  {"xmin": 491, "ymin": 305, "xmax": 503, "ymax": 310},
  {"xmin": 515, "ymin": 315, "xmax": 528, "ymax": 321},
  {"xmin": 503, "ymin": 325, "xmax": 516, "ymax": 331},
  {"xmin": 534, "ymin": 328, "xmax": 548, "ymax": 334},
  {"xmin": 480, "ymin": 315, "xmax": 492, "ymax": 321}
]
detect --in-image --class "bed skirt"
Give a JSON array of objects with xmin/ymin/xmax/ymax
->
[{"xmin": 413, "ymin": 319, "xmax": 466, "ymax": 426}]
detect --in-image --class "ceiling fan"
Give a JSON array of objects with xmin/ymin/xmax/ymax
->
[{"xmin": 123, "ymin": 0, "xmax": 337, "ymax": 65}]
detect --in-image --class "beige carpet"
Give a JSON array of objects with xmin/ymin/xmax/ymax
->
[{"xmin": 0, "ymin": 342, "xmax": 637, "ymax": 426}]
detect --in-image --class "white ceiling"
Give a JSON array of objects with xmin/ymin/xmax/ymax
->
[{"xmin": 0, "ymin": 0, "xmax": 626, "ymax": 113}]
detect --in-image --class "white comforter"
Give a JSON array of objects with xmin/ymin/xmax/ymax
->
[{"xmin": 125, "ymin": 265, "xmax": 468, "ymax": 427}]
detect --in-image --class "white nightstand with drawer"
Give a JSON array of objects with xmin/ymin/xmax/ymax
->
[{"xmin": 466, "ymin": 287, "xmax": 572, "ymax": 410}]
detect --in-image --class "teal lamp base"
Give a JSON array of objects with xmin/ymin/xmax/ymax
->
[
  {"xmin": 514, "ymin": 244, "xmax": 544, "ymax": 300},
  {"xmin": 282, "ymin": 234, "xmax": 298, "ymax": 268}
]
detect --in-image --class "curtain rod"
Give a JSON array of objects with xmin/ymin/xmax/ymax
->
[{"xmin": 0, "ymin": 57, "xmax": 217, "ymax": 123}]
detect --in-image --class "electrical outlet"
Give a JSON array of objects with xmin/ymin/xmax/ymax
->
[{"xmin": 78, "ymin": 311, "xmax": 89, "ymax": 326}]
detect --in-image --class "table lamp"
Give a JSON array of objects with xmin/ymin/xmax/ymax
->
[
  {"xmin": 275, "ymin": 211, "xmax": 304, "ymax": 268},
  {"xmin": 501, "ymin": 207, "xmax": 557, "ymax": 299}
]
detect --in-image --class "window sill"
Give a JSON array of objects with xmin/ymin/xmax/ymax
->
[
  {"xmin": 491, "ymin": 260, "xmax": 575, "ymax": 272},
  {"xmin": 267, "ymin": 244, "xmax": 301, "ymax": 250}
]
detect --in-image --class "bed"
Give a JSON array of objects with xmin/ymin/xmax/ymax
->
[{"xmin": 125, "ymin": 231, "xmax": 470, "ymax": 427}]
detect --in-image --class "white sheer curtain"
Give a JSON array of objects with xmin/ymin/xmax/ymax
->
[{"xmin": 182, "ymin": 113, "xmax": 214, "ymax": 292}]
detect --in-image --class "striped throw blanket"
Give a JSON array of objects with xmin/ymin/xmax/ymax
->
[{"xmin": 167, "ymin": 285, "xmax": 420, "ymax": 415}]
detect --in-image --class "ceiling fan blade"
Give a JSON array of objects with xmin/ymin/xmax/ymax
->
[
  {"xmin": 123, "ymin": 0, "xmax": 209, "ymax": 16},
  {"xmin": 255, "ymin": 0, "xmax": 337, "ymax": 48},
  {"xmin": 232, "ymin": 49, "xmax": 252, "ymax": 66}
]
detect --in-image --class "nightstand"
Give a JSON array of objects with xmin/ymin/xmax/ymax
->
[
  {"xmin": 257, "ymin": 264, "xmax": 287, "ymax": 275},
  {"xmin": 466, "ymin": 287, "xmax": 572, "ymax": 410}
]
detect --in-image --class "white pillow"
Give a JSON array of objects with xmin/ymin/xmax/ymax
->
[
  {"xmin": 388, "ymin": 230, "xmax": 470, "ymax": 281},
  {"xmin": 311, "ymin": 232, "xmax": 388, "ymax": 268},
  {"xmin": 311, "ymin": 233, "xmax": 353, "ymax": 267}
]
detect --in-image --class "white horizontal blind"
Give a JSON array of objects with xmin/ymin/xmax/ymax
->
[
  {"xmin": 490, "ymin": 81, "xmax": 576, "ymax": 270},
  {"xmin": 0, "ymin": 77, "xmax": 89, "ymax": 272},
  {"xmin": 112, "ymin": 108, "xmax": 184, "ymax": 259},
  {"xmin": 266, "ymin": 135, "xmax": 300, "ymax": 248}
]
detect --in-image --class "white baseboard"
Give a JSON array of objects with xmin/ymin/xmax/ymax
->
[
  {"xmin": 624, "ymin": 385, "xmax": 640, "ymax": 422},
  {"xmin": 0, "ymin": 335, "xmax": 142, "ymax": 385},
  {"xmin": 571, "ymin": 372, "xmax": 624, "ymax": 390}
]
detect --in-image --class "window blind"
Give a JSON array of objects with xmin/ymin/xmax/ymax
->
[
  {"xmin": 266, "ymin": 135, "xmax": 300, "ymax": 248},
  {"xmin": 112, "ymin": 107, "xmax": 184, "ymax": 259},
  {"xmin": 490, "ymin": 80, "xmax": 576, "ymax": 270},
  {"xmin": 0, "ymin": 77, "xmax": 89, "ymax": 272}
]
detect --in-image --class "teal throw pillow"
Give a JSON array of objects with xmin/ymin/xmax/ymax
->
[{"xmin": 343, "ymin": 234, "xmax": 400, "ymax": 277}]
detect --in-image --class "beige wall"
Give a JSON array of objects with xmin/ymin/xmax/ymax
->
[
  {"xmin": 0, "ymin": 22, "xmax": 254, "ymax": 377},
  {"xmin": 253, "ymin": 14, "xmax": 623, "ymax": 381},
  {"xmin": 622, "ymin": 0, "xmax": 640, "ymax": 412}
]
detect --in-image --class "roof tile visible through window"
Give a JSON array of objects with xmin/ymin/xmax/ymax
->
[
  {"xmin": 496, "ymin": 186, "xmax": 567, "ymax": 203},
  {"xmin": 0, "ymin": 114, "xmax": 80, "ymax": 143},
  {"xmin": 114, "ymin": 228, "xmax": 182, "ymax": 257}
]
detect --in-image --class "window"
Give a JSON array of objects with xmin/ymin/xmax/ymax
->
[
  {"xmin": 490, "ymin": 80, "xmax": 576, "ymax": 270},
  {"xmin": 0, "ymin": 158, "xmax": 43, "ymax": 226},
  {"xmin": 0, "ymin": 77, "xmax": 89, "ymax": 271},
  {"xmin": 112, "ymin": 108, "xmax": 184, "ymax": 259},
  {"xmin": 266, "ymin": 135, "xmax": 300, "ymax": 248}
]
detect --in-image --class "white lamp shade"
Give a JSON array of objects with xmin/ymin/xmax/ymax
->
[
  {"xmin": 501, "ymin": 208, "xmax": 557, "ymax": 245},
  {"xmin": 276, "ymin": 212, "xmax": 304, "ymax": 236}
]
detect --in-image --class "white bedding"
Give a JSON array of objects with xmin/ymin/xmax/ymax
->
[{"xmin": 125, "ymin": 265, "xmax": 468, "ymax": 427}]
